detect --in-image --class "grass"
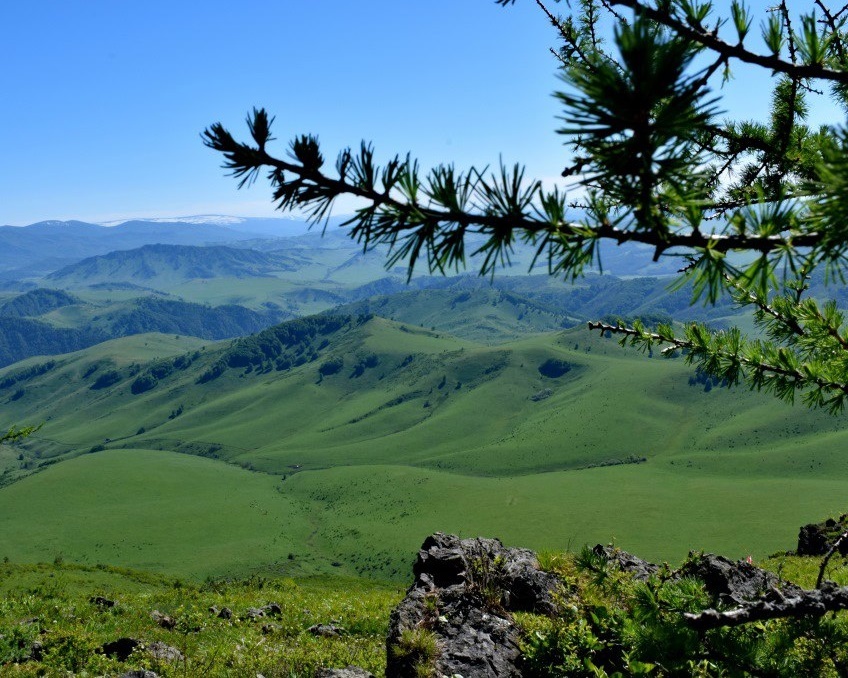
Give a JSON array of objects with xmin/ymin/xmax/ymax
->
[
  {"xmin": 0, "ymin": 449, "xmax": 319, "ymax": 579},
  {"xmin": 2, "ymin": 544, "xmax": 847, "ymax": 676},
  {"xmin": 0, "ymin": 561, "xmax": 399, "ymax": 677},
  {"xmin": 0, "ymin": 448, "xmax": 844, "ymax": 581}
]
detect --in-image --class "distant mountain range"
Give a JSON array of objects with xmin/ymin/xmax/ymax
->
[
  {"xmin": 0, "ymin": 215, "xmax": 689, "ymax": 282},
  {"xmin": 0, "ymin": 216, "xmax": 327, "ymax": 279}
]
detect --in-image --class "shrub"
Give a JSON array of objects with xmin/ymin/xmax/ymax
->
[
  {"xmin": 538, "ymin": 358, "xmax": 572, "ymax": 379},
  {"xmin": 391, "ymin": 628, "xmax": 439, "ymax": 678},
  {"xmin": 318, "ymin": 356, "xmax": 344, "ymax": 376},
  {"xmin": 90, "ymin": 370, "xmax": 121, "ymax": 390},
  {"xmin": 130, "ymin": 374, "xmax": 157, "ymax": 395},
  {"xmin": 149, "ymin": 363, "xmax": 173, "ymax": 380}
]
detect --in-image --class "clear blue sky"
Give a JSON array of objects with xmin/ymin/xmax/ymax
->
[{"xmin": 1, "ymin": 1, "xmax": 843, "ymax": 226}]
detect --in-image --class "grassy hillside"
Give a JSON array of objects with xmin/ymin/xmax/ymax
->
[
  {"xmin": 0, "ymin": 315, "xmax": 846, "ymax": 579},
  {"xmin": 0, "ymin": 557, "xmax": 397, "ymax": 676},
  {"xmin": 0, "ymin": 449, "xmax": 318, "ymax": 578},
  {"xmin": 330, "ymin": 286, "xmax": 576, "ymax": 343},
  {"xmin": 0, "ymin": 289, "xmax": 282, "ymax": 367}
]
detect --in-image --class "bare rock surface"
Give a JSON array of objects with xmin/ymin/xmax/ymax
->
[
  {"xmin": 100, "ymin": 637, "xmax": 183, "ymax": 663},
  {"xmin": 150, "ymin": 610, "xmax": 176, "ymax": 630}
]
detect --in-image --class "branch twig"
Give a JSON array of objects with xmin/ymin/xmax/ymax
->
[
  {"xmin": 684, "ymin": 584, "xmax": 848, "ymax": 630},
  {"xmin": 817, "ymin": 530, "xmax": 848, "ymax": 589}
]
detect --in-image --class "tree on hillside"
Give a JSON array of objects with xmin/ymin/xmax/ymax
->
[{"xmin": 204, "ymin": 0, "xmax": 848, "ymax": 413}]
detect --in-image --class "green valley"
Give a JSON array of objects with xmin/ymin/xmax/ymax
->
[{"xmin": 0, "ymin": 308, "xmax": 846, "ymax": 581}]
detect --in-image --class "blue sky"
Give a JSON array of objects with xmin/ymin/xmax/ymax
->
[{"xmin": 1, "ymin": 1, "xmax": 844, "ymax": 225}]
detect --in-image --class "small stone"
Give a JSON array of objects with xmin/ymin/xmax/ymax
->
[
  {"xmin": 89, "ymin": 595, "xmax": 116, "ymax": 608},
  {"xmin": 101, "ymin": 637, "xmax": 142, "ymax": 662},
  {"xmin": 308, "ymin": 623, "xmax": 343, "ymax": 637},
  {"xmin": 151, "ymin": 610, "xmax": 176, "ymax": 630},
  {"xmin": 263, "ymin": 602, "xmax": 282, "ymax": 616},
  {"xmin": 217, "ymin": 606, "xmax": 233, "ymax": 619},
  {"xmin": 244, "ymin": 607, "xmax": 265, "ymax": 620},
  {"xmin": 28, "ymin": 640, "xmax": 43, "ymax": 661},
  {"xmin": 147, "ymin": 640, "xmax": 184, "ymax": 662},
  {"xmin": 315, "ymin": 667, "xmax": 375, "ymax": 678}
]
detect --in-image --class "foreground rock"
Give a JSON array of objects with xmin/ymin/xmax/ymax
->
[
  {"xmin": 679, "ymin": 553, "xmax": 803, "ymax": 605},
  {"xmin": 797, "ymin": 515, "xmax": 848, "ymax": 556},
  {"xmin": 593, "ymin": 544, "xmax": 659, "ymax": 581},
  {"xmin": 385, "ymin": 533, "xmax": 562, "ymax": 678},
  {"xmin": 598, "ymin": 544, "xmax": 803, "ymax": 604}
]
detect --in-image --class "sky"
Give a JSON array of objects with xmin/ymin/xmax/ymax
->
[{"xmin": 1, "ymin": 1, "xmax": 844, "ymax": 226}]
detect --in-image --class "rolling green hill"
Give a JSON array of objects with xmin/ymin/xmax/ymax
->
[
  {"xmin": 0, "ymin": 288, "xmax": 80, "ymax": 316},
  {"xmin": 0, "ymin": 314, "xmax": 846, "ymax": 579},
  {"xmin": 0, "ymin": 291, "xmax": 283, "ymax": 367},
  {"xmin": 329, "ymin": 286, "xmax": 576, "ymax": 343}
]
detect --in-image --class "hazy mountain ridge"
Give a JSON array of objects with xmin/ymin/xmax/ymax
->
[
  {"xmin": 0, "ymin": 217, "xmax": 319, "ymax": 278},
  {"xmin": 0, "ymin": 215, "xmax": 696, "ymax": 282},
  {"xmin": 45, "ymin": 244, "xmax": 299, "ymax": 287}
]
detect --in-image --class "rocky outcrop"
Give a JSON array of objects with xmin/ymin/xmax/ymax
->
[
  {"xmin": 150, "ymin": 610, "xmax": 175, "ymax": 630},
  {"xmin": 797, "ymin": 515, "xmax": 848, "ymax": 556},
  {"xmin": 597, "ymin": 545, "xmax": 803, "ymax": 605},
  {"xmin": 593, "ymin": 544, "xmax": 659, "ymax": 581},
  {"xmin": 679, "ymin": 553, "xmax": 802, "ymax": 605},
  {"xmin": 385, "ymin": 533, "xmax": 562, "ymax": 678}
]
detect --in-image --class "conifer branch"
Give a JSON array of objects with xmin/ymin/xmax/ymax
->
[
  {"xmin": 586, "ymin": 320, "xmax": 848, "ymax": 406},
  {"xmin": 609, "ymin": 0, "xmax": 848, "ymax": 82}
]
